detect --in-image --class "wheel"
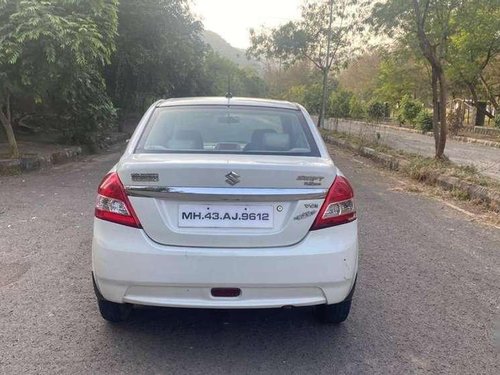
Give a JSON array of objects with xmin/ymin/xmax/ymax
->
[
  {"xmin": 92, "ymin": 272, "xmax": 131, "ymax": 322},
  {"xmin": 96, "ymin": 298, "xmax": 132, "ymax": 323},
  {"xmin": 315, "ymin": 277, "xmax": 356, "ymax": 324},
  {"xmin": 314, "ymin": 299, "xmax": 352, "ymax": 324}
]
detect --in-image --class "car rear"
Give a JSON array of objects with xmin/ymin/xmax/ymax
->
[{"xmin": 92, "ymin": 97, "xmax": 358, "ymax": 323}]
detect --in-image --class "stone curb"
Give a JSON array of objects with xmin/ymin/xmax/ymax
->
[
  {"xmin": 0, "ymin": 147, "xmax": 82, "ymax": 174},
  {"xmin": 0, "ymin": 131, "xmax": 130, "ymax": 175},
  {"xmin": 323, "ymin": 135, "xmax": 403, "ymax": 172},
  {"xmin": 447, "ymin": 135, "xmax": 500, "ymax": 148},
  {"xmin": 434, "ymin": 176, "xmax": 500, "ymax": 211},
  {"xmin": 0, "ymin": 158, "xmax": 22, "ymax": 175},
  {"xmin": 323, "ymin": 134, "xmax": 500, "ymax": 212},
  {"xmin": 329, "ymin": 118, "xmax": 500, "ymax": 149}
]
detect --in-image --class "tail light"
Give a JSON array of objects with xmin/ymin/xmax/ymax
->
[
  {"xmin": 95, "ymin": 172, "xmax": 141, "ymax": 228},
  {"xmin": 311, "ymin": 175, "xmax": 356, "ymax": 230}
]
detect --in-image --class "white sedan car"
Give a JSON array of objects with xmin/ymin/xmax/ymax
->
[{"xmin": 92, "ymin": 97, "xmax": 358, "ymax": 323}]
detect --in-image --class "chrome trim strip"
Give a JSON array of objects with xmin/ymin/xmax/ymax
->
[{"xmin": 125, "ymin": 186, "xmax": 328, "ymax": 202}]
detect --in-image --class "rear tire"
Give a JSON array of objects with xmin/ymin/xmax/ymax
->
[
  {"xmin": 93, "ymin": 272, "xmax": 131, "ymax": 322},
  {"xmin": 97, "ymin": 298, "xmax": 132, "ymax": 323},
  {"xmin": 315, "ymin": 277, "xmax": 356, "ymax": 324},
  {"xmin": 315, "ymin": 299, "xmax": 352, "ymax": 324}
]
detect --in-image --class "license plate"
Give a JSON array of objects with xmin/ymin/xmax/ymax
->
[{"xmin": 178, "ymin": 204, "xmax": 274, "ymax": 228}]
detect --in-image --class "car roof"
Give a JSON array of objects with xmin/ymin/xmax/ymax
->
[{"xmin": 156, "ymin": 97, "xmax": 300, "ymax": 110}]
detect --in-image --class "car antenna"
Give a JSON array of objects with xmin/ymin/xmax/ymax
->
[{"xmin": 225, "ymin": 74, "xmax": 233, "ymax": 100}]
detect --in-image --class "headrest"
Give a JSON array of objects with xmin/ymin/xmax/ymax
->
[
  {"xmin": 251, "ymin": 129, "xmax": 276, "ymax": 144},
  {"xmin": 262, "ymin": 133, "xmax": 291, "ymax": 151},
  {"xmin": 167, "ymin": 129, "xmax": 203, "ymax": 150}
]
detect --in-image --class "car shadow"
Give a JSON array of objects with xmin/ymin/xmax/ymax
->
[{"xmin": 92, "ymin": 304, "xmax": 377, "ymax": 374}]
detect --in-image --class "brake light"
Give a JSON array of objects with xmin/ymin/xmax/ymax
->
[
  {"xmin": 95, "ymin": 172, "xmax": 141, "ymax": 228},
  {"xmin": 311, "ymin": 175, "xmax": 356, "ymax": 230}
]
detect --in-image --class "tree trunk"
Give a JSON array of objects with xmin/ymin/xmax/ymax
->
[
  {"xmin": 0, "ymin": 111, "xmax": 20, "ymax": 159},
  {"xmin": 318, "ymin": 68, "xmax": 329, "ymax": 128},
  {"xmin": 479, "ymin": 74, "xmax": 498, "ymax": 111},
  {"xmin": 466, "ymin": 81, "xmax": 494, "ymax": 119},
  {"xmin": 431, "ymin": 66, "xmax": 440, "ymax": 153},
  {"xmin": 411, "ymin": 0, "xmax": 449, "ymax": 158},
  {"xmin": 436, "ymin": 70, "xmax": 447, "ymax": 158}
]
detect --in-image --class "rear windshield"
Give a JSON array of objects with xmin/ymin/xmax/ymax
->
[{"xmin": 135, "ymin": 105, "xmax": 320, "ymax": 156}]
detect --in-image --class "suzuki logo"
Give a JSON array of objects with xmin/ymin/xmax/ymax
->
[{"xmin": 225, "ymin": 171, "xmax": 240, "ymax": 186}]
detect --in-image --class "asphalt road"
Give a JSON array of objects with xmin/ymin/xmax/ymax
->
[
  {"xmin": 0, "ymin": 146, "xmax": 499, "ymax": 374},
  {"xmin": 327, "ymin": 119, "xmax": 500, "ymax": 182}
]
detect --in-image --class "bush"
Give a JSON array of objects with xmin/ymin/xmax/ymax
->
[
  {"xmin": 367, "ymin": 101, "xmax": 386, "ymax": 121},
  {"xmin": 282, "ymin": 85, "xmax": 306, "ymax": 106},
  {"xmin": 398, "ymin": 95, "xmax": 424, "ymax": 126},
  {"xmin": 495, "ymin": 115, "xmax": 500, "ymax": 129},
  {"xmin": 415, "ymin": 110, "xmax": 433, "ymax": 133},
  {"xmin": 349, "ymin": 95, "xmax": 366, "ymax": 119},
  {"xmin": 57, "ymin": 71, "xmax": 117, "ymax": 150},
  {"xmin": 303, "ymin": 84, "xmax": 323, "ymax": 115},
  {"xmin": 328, "ymin": 89, "xmax": 352, "ymax": 118}
]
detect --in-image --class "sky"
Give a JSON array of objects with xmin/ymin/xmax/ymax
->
[{"xmin": 192, "ymin": 0, "xmax": 303, "ymax": 49}]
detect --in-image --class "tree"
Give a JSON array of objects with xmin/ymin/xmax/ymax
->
[
  {"xmin": 248, "ymin": 0, "xmax": 366, "ymax": 127},
  {"xmin": 0, "ymin": 0, "xmax": 118, "ymax": 156},
  {"xmin": 373, "ymin": 48, "xmax": 432, "ymax": 106},
  {"xmin": 282, "ymin": 85, "xmax": 308, "ymax": 105},
  {"xmin": 483, "ymin": 56, "xmax": 500, "ymax": 114},
  {"xmin": 398, "ymin": 94, "xmax": 424, "ymax": 126},
  {"xmin": 349, "ymin": 94, "xmax": 366, "ymax": 119},
  {"xmin": 0, "ymin": 66, "xmax": 18, "ymax": 158},
  {"xmin": 105, "ymin": 0, "xmax": 207, "ymax": 113},
  {"xmin": 367, "ymin": 100, "xmax": 386, "ymax": 121},
  {"xmin": 338, "ymin": 51, "xmax": 381, "ymax": 101},
  {"xmin": 447, "ymin": 0, "xmax": 500, "ymax": 116},
  {"xmin": 202, "ymin": 50, "xmax": 267, "ymax": 97},
  {"xmin": 371, "ymin": 0, "xmax": 464, "ymax": 158},
  {"xmin": 261, "ymin": 60, "xmax": 317, "ymax": 98},
  {"xmin": 328, "ymin": 89, "xmax": 352, "ymax": 118}
]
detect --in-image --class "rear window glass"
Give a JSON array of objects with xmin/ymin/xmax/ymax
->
[{"xmin": 135, "ymin": 106, "xmax": 320, "ymax": 156}]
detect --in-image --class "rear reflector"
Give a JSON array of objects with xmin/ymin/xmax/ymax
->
[
  {"xmin": 311, "ymin": 175, "xmax": 356, "ymax": 230},
  {"xmin": 211, "ymin": 288, "xmax": 241, "ymax": 298},
  {"xmin": 95, "ymin": 172, "xmax": 141, "ymax": 228}
]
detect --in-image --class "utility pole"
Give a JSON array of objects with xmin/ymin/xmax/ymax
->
[{"xmin": 319, "ymin": 0, "xmax": 334, "ymax": 128}]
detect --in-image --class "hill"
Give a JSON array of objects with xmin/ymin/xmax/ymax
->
[{"xmin": 203, "ymin": 30, "xmax": 262, "ymax": 72}]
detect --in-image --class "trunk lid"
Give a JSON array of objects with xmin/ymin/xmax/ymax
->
[{"xmin": 118, "ymin": 154, "xmax": 336, "ymax": 248}]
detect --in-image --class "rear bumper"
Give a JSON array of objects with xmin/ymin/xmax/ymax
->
[{"xmin": 92, "ymin": 219, "xmax": 358, "ymax": 308}]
